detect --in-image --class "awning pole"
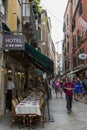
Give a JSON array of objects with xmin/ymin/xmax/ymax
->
[{"xmin": 45, "ymin": 78, "xmax": 54, "ymax": 122}]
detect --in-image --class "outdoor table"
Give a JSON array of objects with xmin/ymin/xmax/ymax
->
[
  {"xmin": 15, "ymin": 98, "xmax": 41, "ymax": 116},
  {"xmin": 15, "ymin": 93, "xmax": 45, "ymax": 128}
]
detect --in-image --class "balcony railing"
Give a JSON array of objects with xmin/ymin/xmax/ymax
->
[{"xmin": 30, "ymin": 5, "xmax": 41, "ymax": 41}]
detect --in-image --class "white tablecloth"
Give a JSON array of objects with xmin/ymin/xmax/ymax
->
[{"xmin": 15, "ymin": 99, "xmax": 41, "ymax": 116}]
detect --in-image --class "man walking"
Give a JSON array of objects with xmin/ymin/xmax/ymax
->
[{"xmin": 64, "ymin": 77, "xmax": 75, "ymax": 114}]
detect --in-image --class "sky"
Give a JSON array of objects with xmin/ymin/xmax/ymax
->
[{"xmin": 40, "ymin": 0, "xmax": 68, "ymax": 53}]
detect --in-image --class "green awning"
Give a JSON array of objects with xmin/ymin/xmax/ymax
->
[
  {"xmin": 2, "ymin": 23, "xmax": 13, "ymax": 34},
  {"xmin": 35, "ymin": 69, "xmax": 45, "ymax": 75},
  {"xmin": 25, "ymin": 43, "xmax": 54, "ymax": 74}
]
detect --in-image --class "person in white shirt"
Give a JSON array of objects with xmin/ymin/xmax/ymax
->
[{"xmin": 6, "ymin": 77, "xmax": 15, "ymax": 111}]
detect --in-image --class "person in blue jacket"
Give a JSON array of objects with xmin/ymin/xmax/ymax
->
[
  {"xmin": 74, "ymin": 78, "xmax": 80, "ymax": 101},
  {"xmin": 78, "ymin": 80, "xmax": 83, "ymax": 99}
]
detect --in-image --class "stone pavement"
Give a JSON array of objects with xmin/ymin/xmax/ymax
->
[{"xmin": 0, "ymin": 92, "xmax": 87, "ymax": 130}]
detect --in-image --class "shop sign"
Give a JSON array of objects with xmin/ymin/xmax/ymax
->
[{"xmin": 3, "ymin": 35, "xmax": 25, "ymax": 51}]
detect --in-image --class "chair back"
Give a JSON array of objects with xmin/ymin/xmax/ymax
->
[{"xmin": 12, "ymin": 99, "xmax": 17, "ymax": 109}]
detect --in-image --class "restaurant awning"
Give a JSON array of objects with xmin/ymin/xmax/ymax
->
[
  {"xmin": 25, "ymin": 43, "xmax": 54, "ymax": 74},
  {"xmin": 2, "ymin": 23, "xmax": 54, "ymax": 74},
  {"xmin": 2, "ymin": 22, "xmax": 13, "ymax": 34}
]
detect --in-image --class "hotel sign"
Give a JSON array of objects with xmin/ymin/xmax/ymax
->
[{"xmin": 3, "ymin": 35, "xmax": 25, "ymax": 51}]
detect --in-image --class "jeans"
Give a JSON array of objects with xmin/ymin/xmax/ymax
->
[{"xmin": 66, "ymin": 95, "xmax": 73, "ymax": 111}]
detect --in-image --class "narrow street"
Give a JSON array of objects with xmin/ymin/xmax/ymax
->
[{"xmin": 0, "ymin": 92, "xmax": 87, "ymax": 130}]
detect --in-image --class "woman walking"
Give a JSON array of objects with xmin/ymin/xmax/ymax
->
[{"xmin": 54, "ymin": 78, "xmax": 60, "ymax": 98}]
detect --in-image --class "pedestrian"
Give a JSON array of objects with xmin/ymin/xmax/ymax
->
[
  {"xmin": 54, "ymin": 78, "xmax": 60, "ymax": 98},
  {"xmin": 59, "ymin": 79, "xmax": 64, "ymax": 98},
  {"xmin": 74, "ymin": 78, "xmax": 80, "ymax": 101},
  {"xmin": 64, "ymin": 77, "xmax": 75, "ymax": 114},
  {"xmin": 79, "ymin": 80, "xmax": 83, "ymax": 99},
  {"xmin": 82, "ymin": 76, "xmax": 87, "ymax": 103},
  {"xmin": 50, "ymin": 76, "xmax": 55, "ymax": 98},
  {"xmin": 6, "ymin": 77, "xmax": 15, "ymax": 112}
]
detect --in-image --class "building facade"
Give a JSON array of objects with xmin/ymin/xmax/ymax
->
[
  {"xmin": 63, "ymin": 0, "xmax": 87, "ymax": 79},
  {"xmin": 0, "ymin": 0, "xmax": 54, "ymax": 116}
]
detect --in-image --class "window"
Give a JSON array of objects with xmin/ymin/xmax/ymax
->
[
  {"xmin": 78, "ymin": 0, "xmax": 82, "ymax": 16},
  {"xmin": 63, "ymin": 22, "xmax": 66, "ymax": 32},
  {"xmin": 22, "ymin": 0, "xmax": 30, "ymax": 17},
  {"xmin": 73, "ymin": 35, "xmax": 76, "ymax": 49},
  {"xmin": 73, "ymin": 0, "xmax": 76, "ymax": 6},
  {"xmin": 72, "ymin": 19, "xmax": 76, "ymax": 32},
  {"xmin": 64, "ymin": 34, "xmax": 66, "ymax": 43},
  {"xmin": 67, "ymin": 14, "xmax": 68, "ymax": 26},
  {"xmin": 17, "ymin": 18, "xmax": 21, "ymax": 31},
  {"xmin": 0, "ymin": 0, "xmax": 5, "ymax": 15},
  {"xmin": 22, "ymin": 0, "xmax": 27, "ymax": 3},
  {"xmin": 73, "ymin": 56, "xmax": 76, "ymax": 68},
  {"xmin": 64, "ymin": 47, "xmax": 66, "ymax": 56},
  {"xmin": 77, "ymin": 32, "xmax": 84, "ymax": 45},
  {"xmin": 67, "ymin": 42, "xmax": 69, "ymax": 52}
]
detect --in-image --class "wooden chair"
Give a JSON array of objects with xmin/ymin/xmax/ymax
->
[
  {"xmin": 10, "ymin": 99, "xmax": 26, "ymax": 128},
  {"xmin": 17, "ymin": 96, "xmax": 21, "ymax": 102},
  {"xmin": 14, "ymin": 98, "xmax": 19, "ymax": 104},
  {"xmin": 39, "ymin": 95, "xmax": 46, "ymax": 128},
  {"xmin": 20, "ymin": 95, "xmax": 23, "ymax": 101},
  {"xmin": 28, "ymin": 96, "xmax": 45, "ymax": 128}
]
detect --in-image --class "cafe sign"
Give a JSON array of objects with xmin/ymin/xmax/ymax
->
[{"xmin": 3, "ymin": 35, "xmax": 25, "ymax": 51}]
